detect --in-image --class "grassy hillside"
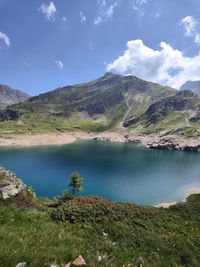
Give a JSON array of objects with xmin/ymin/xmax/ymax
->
[
  {"xmin": 0, "ymin": 73, "xmax": 176, "ymax": 134},
  {"xmin": 126, "ymin": 90, "xmax": 200, "ymax": 138},
  {"xmin": 1, "ymin": 191, "xmax": 200, "ymax": 267}
]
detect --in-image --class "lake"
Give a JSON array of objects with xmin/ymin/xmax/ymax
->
[{"xmin": 0, "ymin": 140, "xmax": 200, "ymax": 205}]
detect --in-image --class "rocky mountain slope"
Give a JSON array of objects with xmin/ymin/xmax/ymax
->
[
  {"xmin": 0, "ymin": 73, "xmax": 200, "ymax": 139},
  {"xmin": 0, "ymin": 84, "xmax": 30, "ymax": 109},
  {"xmin": 0, "ymin": 72, "xmax": 200, "ymax": 138},
  {"xmin": 0, "ymin": 72, "xmax": 176, "ymax": 133},
  {"xmin": 180, "ymin": 80, "xmax": 200, "ymax": 96},
  {"xmin": 125, "ymin": 90, "xmax": 200, "ymax": 138}
]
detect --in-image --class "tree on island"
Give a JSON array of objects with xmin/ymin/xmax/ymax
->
[{"xmin": 68, "ymin": 171, "xmax": 84, "ymax": 196}]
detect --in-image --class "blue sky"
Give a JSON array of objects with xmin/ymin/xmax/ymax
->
[{"xmin": 0, "ymin": 0, "xmax": 200, "ymax": 95}]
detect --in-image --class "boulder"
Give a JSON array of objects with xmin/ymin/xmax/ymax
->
[
  {"xmin": 16, "ymin": 263, "xmax": 26, "ymax": 267},
  {"xmin": 72, "ymin": 255, "xmax": 86, "ymax": 266},
  {"xmin": 0, "ymin": 167, "xmax": 26, "ymax": 200}
]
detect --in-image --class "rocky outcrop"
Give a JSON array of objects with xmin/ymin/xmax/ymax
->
[
  {"xmin": 0, "ymin": 167, "xmax": 26, "ymax": 200},
  {"xmin": 147, "ymin": 137, "xmax": 200, "ymax": 152}
]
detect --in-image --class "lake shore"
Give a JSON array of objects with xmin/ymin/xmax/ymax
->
[
  {"xmin": 0, "ymin": 131, "xmax": 200, "ymax": 151},
  {"xmin": 0, "ymin": 131, "xmax": 128, "ymax": 147},
  {"xmin": 154, "ymin": 187, "xmax": 200, "ymax": 208}
]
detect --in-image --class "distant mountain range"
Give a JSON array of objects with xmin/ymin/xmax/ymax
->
[
  {"xmin": 0, "ymin": 73, "xmax": 200, "ymax": 138},
  {"xmin": 0, "ymin": 84, "xmax": 30, "ymax": 109},
  {"xmin": 180, "ymin": 80, "xmax": 200, "ymax": 96}
]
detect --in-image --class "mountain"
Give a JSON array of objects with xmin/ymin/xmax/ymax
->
[
  {"xmin": 124, "ymin": 90, "xmax": 200, "ymax": 137},
  {"xmin": 180, "ymin": 80, "xmax": 200, "ymax": 96},
  {"xmin": 0, "ymin": 84, "xmax": 30, "ymax": 109},
  {"xmin": 0, "ymin": 72, "xmax": 176, "ymax": 134}
]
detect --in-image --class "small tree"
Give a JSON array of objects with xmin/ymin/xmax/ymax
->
[{"xmin": 69, "ymin": 171, "xmax": 84, "ymax": 196}]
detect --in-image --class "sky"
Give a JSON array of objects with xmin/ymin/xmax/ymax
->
[{"xmin": 0, "ymin": 0, "xmax": 200, "ymax": 95}]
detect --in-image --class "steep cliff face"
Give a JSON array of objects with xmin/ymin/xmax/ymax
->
[{"xmin": 0, "ymin": 167, "xmax": 26, "ymax": 199}]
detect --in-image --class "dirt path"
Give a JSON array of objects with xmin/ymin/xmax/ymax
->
[{"xmin": 118, "ymin": 95, "xmax": 132, "ymax": 128}]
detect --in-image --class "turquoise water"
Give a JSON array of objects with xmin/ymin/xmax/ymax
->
[{"xmin": 0, "ymin": 140, "xmax": 200, "ymax": 205}]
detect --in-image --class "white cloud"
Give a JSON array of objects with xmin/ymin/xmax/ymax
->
[
  {"xmin": 195, "ymin": 34, "xmax": 200, "ymax": 45},
  {"xmin": 106, "ymin": 2, "xmax": 118, "ymax": 18},
  {"xmin": 155, "ymin": 12, "xmax": 160, "ymax": 18},
  {"xmin": 94, "ymin": 0, "xmax": 148, "ymax": 25},
  {"xmin": 40, "ymin": 1, "xmax": 57, "ymax": 21},
  {"xmin": 181, "ymin": 16, "xmax": 196, "ymax": 36},
  {"xmin": 62, "ymin": 16, "xmax": 67, "ymax": 22},
  {"xmin": 0, "ymin": 31, "xmax": 10, "ymax": 46},
  {"xmin": 131, "ymin": 0, "xmax": 148, "ymax": 11},
  {"xmin": 80, "ymin": 11, "xmax": 86, "ymax": 23},
  {"xmin": 55, "ymin": 60, "xmax": 64, "ymax": 70},
  {"xmin": 181, "ymin": 16, "xmax": 200, "ymax": 46},
  {"xmin": 106, "ymin": 39, "xmax": 200, "ymax": 89},
  {"xmin": 94, "ymin": 0, "xmax": 120, "ymax": 25},
  {"xmin": 94, "ymin": 16, "xmax": 103, "ymax": 25}
]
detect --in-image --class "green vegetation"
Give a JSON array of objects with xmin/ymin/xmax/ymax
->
[
  {"xmin": 0, "ymin": 73, "xmax": 177, "ymax": 135},
  {"xmin": 127, "ymin": 90, "xmax": 200, "ymax": 137},
  {"xmin": 1, "ymin": 190, "xmax": 200, "ymax": 266},
  {"xmin": 1, "ymin": 168, "xmax": 200, "ymax": 266},
  {"xmin": 68, "ymin": 171, "xmax": 84, "ymax": 196},
  {"xmin": 1, "ymin": 73, "xmax": 200, "ymax": 139}
]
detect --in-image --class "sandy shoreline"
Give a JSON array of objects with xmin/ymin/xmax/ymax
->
[
  {"xmin": 154, "ymin": 187, "xmax": 200, "ymax": 208},
  {"xmin": 0, "ymin": 131, "xmax": 200, "ymax": 152},
  {"xmin": 0, "ymin": 131, "xmax": 130, "ymax": 147}
]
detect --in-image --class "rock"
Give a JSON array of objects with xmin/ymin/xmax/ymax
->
[
  {"xmin": 0, "ymin": 167, "xmax": 26, "ymax": 200},
  {"xmin": 123, "ymin": 117, "xmax": 137, "ymax": 127},
  {"xmin": 183, "ymin": 145, "xmax": 200, "ymax": 152},
  {"xmin": 127, "ymin": 139, "xmax": 141, "ymax": 144},
  {"xmin": 97, "ymin": 252, "xmax": 108, "ymax": 262},
  {"xmin": 98, "ymin": 255, "xmax": 102, "ymax": 262},
  {"xmin": 147, "ymin": 137, "xmax": 200, "ymax": 152},
  {"xmin": 102, "ymin": 252, "xmax": 108, "ymax": 261},
  {"xmin": 16, "ymin": 263, "xmax": 26, "ymax": 267},
  {"xmin": 72, "ymin": 255, "xmax": 86, "ymax": 266},
  {"xmin": 103, "ymin": 231, "xmax": 108, "ymax": 236}
]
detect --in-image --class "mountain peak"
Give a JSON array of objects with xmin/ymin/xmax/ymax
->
[
  {"xmin": 0, "ymin": 83, "xmax": 30, "ymax": 109},
  {"xmin": 103, "ymin": 72, "xmax": 120, "ymax": 79},
  {"xmin": 180, "ymin": 80, "xmax": 200, "ymax": 96}
]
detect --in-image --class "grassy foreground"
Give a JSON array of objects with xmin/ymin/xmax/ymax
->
[{"xmin": 1, "ymin": 192, "xmax": 200, "ymax": 266}]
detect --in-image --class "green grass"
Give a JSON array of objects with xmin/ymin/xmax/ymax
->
[
  {"xmin": 128, "ymin": 111, "xmax": 200, "ymax": 138},
  {"xmin": 0, "ymin": 119, "xmax": 110, "ymax": 135},
  {"xmin": 1, "ymin": 193, "xmax": 200, "ymax": 266}
]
